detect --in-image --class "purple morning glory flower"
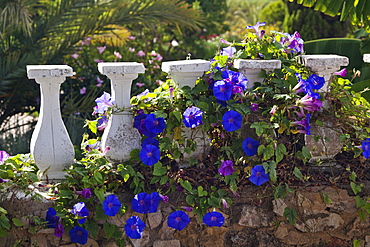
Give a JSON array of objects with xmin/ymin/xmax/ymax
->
[
  {"xmin": 144, "ymin": 114, "xmax": 166, "ymax": 134},
  {"xmin": 0, "ymin": 178, "xmax": 9, "ymax": 183},
  {"xmin": 54, "ymin": 223, "xmax": 64, "ymax": 237},
  {"xmin": 139, "ymin": 144, "xmax": 160, "ymax": 166},
  {"xmin": 183, "ymin": 106, "xmax": 203, "ymax": 128},
  {"xmin": 46, "ymin": 208, "xmax": 59, "ymax": 228},
  {"xmin": 76, "ymin": 188, "xmax": 92, "ymax": 199},
  {"xmin": 361, "ymin": 138, "xmax": 370, "ymax": 159},
  {"xmin": 250, "ymin": 103, "xmax": 259, "ymax": 112},
  {"xmin": 222, "ymin": 70, "xmax": 248, "ymax": 91},
  {"xmin": 334, "ymin": 68, "xmax": 347, "ymax": 77},
  {"xmin": 69, "ymin": 226, "xmax": 88, "ymax": 245},
  {"xmin": 222, "ymin": 110, "xmax": 242, "ymax": 132},
  {"xmin": 102, "ymin": 195, "xmax": 122, "ymax": 216},
  {"xmin": 134, "ymin": 114, "xmax": 156, "ymax": 138},
  {"xmin": 167, "ymin": 211, "xmax": 190, "ymax": 231},
  {"xmin": 97, "ymin": 116, "xmax": 108, "ymax": 131},
  {"xmin": 291, "ymin": 114, "xmax": 311, "ymax": 135},
  {"xmin": 249, "ymin": 165, "xmax": 269, "ymax": 186},
  {"xmin": 124, "ymin": 216, "xmax": 146, "ymax": 239},
  {"xmin": 132, "ymin": 192, "xmax": 151, "ymax": 214},
  {"xmin": 220, "ymin": 46, "xmax": 236, "ymax": 57},
  {"xmin": 218, "ymin": 160, "xmax": 235, "ymax": 176},
  {"xmin": 0, "ymin": 151, "xmax": 10, "ymax": 164},
  {"xmin": 246, "ymin": 22, "xmax": 266, "ymax": 36},
  {"xmin": 297, "ymin": 94, "xmax": 322, "ymax": 112},
  {"xmin": 71, "ymin": 202, "xmax": 89, "ymax": 224},
  {"xmin": 149, "ymin": 192, "xmax": 162, "ymax": 213},
  {"xmin": 95, "ymin": 92, "xmax": 114, "ymax": 114},
  {"xmin": 213, "ymin": 80, "xmax": 233, "ymax": 101},
  {"xmin": 142, "ymin": 138, "xmax": 159, "ymax": 148},
  {"xmin": 242, "ymin": 137, "xmax": 260, "ymax": 156},
  {"xmin": 202, "ymin": 211, "xmax": 224, "ymax": 227},
  {"xmin": 293, "ymin": 73, "xmax": 324, "ymax": 99}
]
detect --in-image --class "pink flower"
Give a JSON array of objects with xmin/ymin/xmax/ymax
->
[
  {"xmin": 136, "ymin": 82, "xmax": 145, "ymax": 87},
  {"xmin": 81, "ymin": 37, "xmax": 91, "ymax": 45},
  {"xmin": 221, "ymin": 199, "xmax": 229, "ymax": 209},
  {"xmin": 270, "ymin": 105, "xmax": 277, "ymax": 115},
  {"xmin": 71, "ymin": 53, "xmax": 79, "ymax": 59},
  {"xmin": 333, "ymin": 68, "xmax": 347, "ymax": 77},
  {"xmin": 150, "ymin": 50, "xmax": 157, "ymax": 56},
  {"xmin": 136, "ymin": 50, "xmax": 146, "ymax": 57},
  {"xmin": 80, "ymin": 87, "xmax": 86, "ymax": 95},
  {"xmin": 128, "ymin": 36, "xmax": 136, "ymax": 40},
  {"xmin": 94, "ymin": 59, "xmax": 104, "ymax": 63},
  {"xmin": 219, "ymin": 38, "xmax": 231, "ymax": 45},
  {"xmin": 156, "ymin": 80, "xmax": 164, "ymax": 85},
  {"xmin": 114, "ymin": 51, "xmax": 122, "ymax": 59},
  {"xmin": 154, "ymin": 54, "xmax": 163, "ymax": 61},
  {"xmin": 129, "ymin": 47, "xmax": 135, "ymax": 52},
  {"xmin": 97, "ymin": 46, "xmax": 106, "ymax": 54}
]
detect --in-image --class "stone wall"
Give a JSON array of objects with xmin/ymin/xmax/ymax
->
[{"xmin": 2, "ymin": 185, "xmax": 370, "ymax": 247}]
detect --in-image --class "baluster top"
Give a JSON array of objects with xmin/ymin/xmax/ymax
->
[
  {"xmin": 299, "ymin": 55, "xmax": 349, "ymax": 68},
  {"xmin": 161, "ymin": 59, "xmax": 211, "ymax": 73},
  {"xmin": 27, "ymin": 65, "xmax": 74, "ymax": 79},
  {"xmin": 98, "ymin": 62, "xmax": 145, "ymax": 75}
]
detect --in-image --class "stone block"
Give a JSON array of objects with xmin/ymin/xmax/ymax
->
[
  {"xmin": 153, "ymin": 240, "xmax": 181, "ymax": 247},
  {"xmin": 238, "ymin": 205, "xmax": 272, "ymax": 227}
]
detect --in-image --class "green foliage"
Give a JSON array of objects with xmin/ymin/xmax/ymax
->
[
  {"xmin": 284, "ymin": 1, "xmax": 350, "ymax": 41},
  {"xmin": 259, "ymin": 0, "xmax": 288, "ymax": 30}
]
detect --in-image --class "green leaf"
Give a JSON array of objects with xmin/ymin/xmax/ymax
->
[
  {"xmin": 274, "ymin": 184, "xmax": 287, "ymax": 200},
  {"xmin": 353, "ymin": 239, "xmax": 362, "ymax": 247},
  {"xmin": 93, "ymin": 172, "xmax": 104, "ymax": 184},
  {"xmin": 153, "ymin": 162, "xmax": 167, "ymax": 176},
  {"xmin": 322, "ymin": 193, "xmax": 332, "ymax": 205},
  {"xmin": 361, "ymin": 203, "xmax": 370, "ymax": 214},
  {"xmin": 85, "ymin": 221, "xmax": 99, "ymax": 238},
  {"xmin": 58, "ymin": 190, "xmax": 73, "ymax": 199},
  {"xmin": 95, "ymin": 204, "xmax": 108, "ymax": 221},
  {"xmin": 350, "ymin": 182, "xmax": 362, "ymax": 195},
  {"xmin": 179, "ymin": 179, "xmax": 193, "ymax": 193},
  {"xmin": 186, "ymin": 195, "xmax": 195, "ymax": 206},
  {"xmin": 12, "ymin": 218, "xmax": 24, "ymax": 227},
  {"xmin": 94, "ymin": 187, "xmax": 106, "ymax": 202},
  {"xmin": 208, "ymin": 196, "xmax": 220, "ymax": 208},
  {"xmin": 170, "ymin": 111, "xmax": 182, "ymax": 123},
  {"xmin": 358, "ymin": 209, "xmax": 367, "ymax": 222},
  {"xmin": 293, "ymin": 167, "xmax": 304, "ymax": 181},
  {"xmin": 115, "ymin": 239, "xmax": 126, "ymax": 247},
  {"xmin": 0, "ymin": 228, "xmax": 8, "ymax": 237},
  {"xmin": 103, "ymin": 222, "xmax": 118, "ymax": 240},
  {"xmin": 301, "ymin": 146, "xmax": 312, "ymax": 160},
  {"xmin": 275, "ymin": 143, "xmax": 286, "ymax": 163},
  {"xmin": 355, "ymin": 196, "xmax": 366, "ymax": 207},
  {"xmin": 251, "ymin": 122, "xmax": 270, "ymax": 136},
  {"xmin": 283, "ymin": 207, "xmax": 297, "ymax": 225},
  {"xmin": 197, "ymin": 186, "xmax": 208, "ymax": 197}
]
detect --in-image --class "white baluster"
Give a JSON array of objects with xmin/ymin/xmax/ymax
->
[
  {"xmin": 298, "ymin": 55, "xmax": 349, "ymax": 161},
  {"xmin": 98, "ymin": 62, "xmax": 145, "ymax": 164},
  {"xmin": 161, "ymin": 59, "xmax": 211, "ymax": 88},
  {"xmin": 162, "ymin": 60, "xmax": 211, "ymax": 165},
  {"xmin": 27, "ymin": 65, "xmax": 75, "ymax": 182},
  {"xmin": 234, "ymin": 59, "xmax": 281, "ymax": 89},
  {"xmin": 364, "ymin": 54, "xmax": 370, "ymax": 63}
]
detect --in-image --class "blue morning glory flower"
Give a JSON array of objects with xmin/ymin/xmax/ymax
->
[
  {"xmin": 202, "ymin": 212, "xmax": 224, "ymax": 227},
  {"xmin": 167, "ymin": 211, "xmax": 190, "ymax": 231},
  {"xmin": 139, "ymin": 144, "xmax": 160, "ymax": 166},
  {"xmin": 69, "ymin": 226, "xmax": 88, "ymax": 245},
  {"xmin": 242, "ymin": 137, "xmax": 260, "ymax": 156},
  {"xmin": 132, "ymin": 192, "xmax": 151, "ymax": 214},
  {"xmin": 213, "ymin": 80, "xmax": 233, "ymax": 101},
  {"xmin": 124, "ymin": 216, "xmax": 146, "ymax": 239},
  {"xmin": 46, "ymin": 207, "xmax": 59, "ymax": 228},
  {"xmin": 306, "ymin": 74, "xmax": 325, "ymax": 90},
  {"xmin": 362, "ymin": 138, "xmax": 370, "ymax": 159},
  {"xmin": 149, "ymin": 192, "xmax": 162, "ymax": 213},
  {"xmin": 144, "ymin": 114, "xmax": 166, "ymax": 134},
  {"xmin": 141, "ymin": 138, "xmax": 159, "ymax": 148},
  {"xmin": 222, "ymin": 110, "xmax": 242, "ymax": 132},
  {"xmin": 220, "ymin": 46, "xmax": 236, "ymax": 57},
  {"xmin": 134, "ymin": 113, "xmax": 156, "ymax": 138},
  {"xmin": 102, "ymin": 195, "xmax": 122, "ymax": 216},
  {"xmin": 71, "ymin": 202, "xmax": 89, "ymax": 224},
  {"xmin": 183, "ymin": 106, "xmax": 203, "ymax": 128},
  {"xmin": 249, "ymin": 165, "xmax": 270, "ymax": 186}
]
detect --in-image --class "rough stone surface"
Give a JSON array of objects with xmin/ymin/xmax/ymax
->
[
  {"xmin": 148, "ymin": 209, "xmax": 163, "ymax": 229},
  {"xmin": 153, "ymin": 239, "xmax": 181, "ymax": 247},
  {"xmin": 238, "ymin": 205, "xmax": 271, "ymax": 227},
  {"xmin": 130, "ymin": 230, "xmax": 150, "ymax": 247},
  {"xmin": 294, "ymin": 211, "xmax": 344, "ymax": 232},
  {"xmin": 272, "ymin": 198, "xmax": 287, "ymax": 217}
]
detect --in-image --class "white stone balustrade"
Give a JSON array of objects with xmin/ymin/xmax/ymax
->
[
  {"xmin": 234, "ymin": 59, "xmax": 282, "ymax": 89},
  {"xmin": 161, "ymin": 59, "xmax": 211, "ymax": 88},
  {"xmin": 298, "ymin": 55, "xmax": 349, "ymax": 162},
  {"xmin": 98, "ymin": 62, "xmax": 145, "ymax": 164},
  {"xmin": 162, "ymin": 59, "xmax": 211, "ymax": 164},
  {"xmin": 27, "ymin": 65, "xmax": 75, "ymax": 182},
  {"xmin": 299, "ymin": 55, "xmax": 349, "ymax": 92},
  {"xmin": 364, "ymin": 54, "xmax": 370, "ymax": 63}
]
